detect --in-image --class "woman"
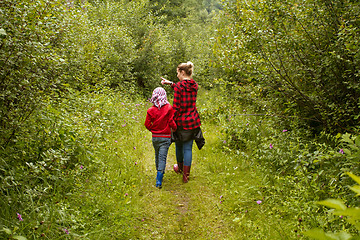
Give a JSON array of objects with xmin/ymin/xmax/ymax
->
[{"xmin": 161, "ymin": 61, "xmax": 204, "ymax": 183}]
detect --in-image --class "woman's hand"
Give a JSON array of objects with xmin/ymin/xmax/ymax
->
[{"xmin": 161, "ymin": 77, "xmax": 172, "ymax": 85}]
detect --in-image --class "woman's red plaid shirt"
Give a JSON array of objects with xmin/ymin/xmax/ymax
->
[{"xmin": 171, "ymin": 79, "xmax": 201, "ymax": 130}]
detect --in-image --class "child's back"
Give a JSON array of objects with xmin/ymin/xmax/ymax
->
[{"xmin": 144, "ymin": 87, "xmax": 176, "ymax": 189}]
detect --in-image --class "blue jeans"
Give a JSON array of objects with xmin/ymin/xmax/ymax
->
[
  {"xmin": 152, "ymin": 137, "xmax": 171, "ymax": 173},
  {"xmin": 175, "ymin": 140, "xmax": 194, "ymax": 166}
]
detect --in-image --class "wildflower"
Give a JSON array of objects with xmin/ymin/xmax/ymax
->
[
  {"xmin": 136, "ymin": 104, "xmax": 140, "ymax": 106},
  {"xmin": 80, "ymin": 165, "xmax": 84, "ymax": 169},
  {"xmin": 220, "ymin": 195, "xmax": 223, "ymax": 199},
  {"xmin": 125, "ymin": 193, "xmax": 128, "ymax": 196},
  {"xmin": 122, "ymin": 124, "xmax": 126, "ymax": 127},
  {"xmin": 64, "ymin": 228, "xmax": 69, "ymax": 234},
  {"xmin": 223, "ymin": 140, "xmax": 226, "ymax": 144},
  {"xmin": 133, "ymin": 146, "xmax": 136, "ymax": 150},
  {"xmin": 17, "ymin": 213, "xmax": 23, "ymax": 221},
  {"xmin": 135, "ymin": 162, "xmax": 138, "ymax": 165},
  {"xmin": 269, "ymin": 143, "xmax": 273, "ymax": 149},
  {"xmin": 115, "ymin": 140, "xmax": 118, "ymax": 143},
  {"xmin": 282, "ymin": 129, "xmax": 288, "ymax": 132},
  {"xmin": 256, "ymin": 200, "xmax": 262, "ymax": 204},
  {"xmin": 246, "ymin": 123, "xmax": 249, "ymax": 126},
  {"xmin": 141, "ymin": 218, "xmax": 145, "ymax": 221},
  {"xmin": 339, "ymin": 149, "xmax": 344, "ymax": 154}
]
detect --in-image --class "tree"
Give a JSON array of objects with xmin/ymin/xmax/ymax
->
[{"xmin": 213, "ymin": 0, "xmax": 360, "ymax": 133}]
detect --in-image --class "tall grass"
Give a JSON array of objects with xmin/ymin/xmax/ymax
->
[
  {"xmin": 1, "ymin": 87, "xmax": 358, "ymax": 239},
  {"xmin": 198, "ymin": 86, "xmax": 360, "ymax": 239},
  {"xmin": 0, "ymin": 89, "xmax": 151, "ymax": 239}
]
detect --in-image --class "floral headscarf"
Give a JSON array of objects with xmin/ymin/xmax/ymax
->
[{"xmin": 150, "ymin": 87, "xmax": 169, "ymax": 109}]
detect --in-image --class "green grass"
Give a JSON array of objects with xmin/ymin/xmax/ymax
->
[
  {"xmin": 76, "ymin": 107, "xmax": 303, "ymax": 239},
  {"xmin": 3, "ymin": 89, "xmax": 350, "ymax": 239}
]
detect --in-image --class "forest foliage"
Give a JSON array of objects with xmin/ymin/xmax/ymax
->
[
  {"xmin": 1, "ymin": 0, "xmax": 220, "ymax": 238},
  {"xmin": 212, "ymin": 0, "xmax": 360, "ymax": 133},
  {"xmin": 1, "ymin": 0, "xmax": 360, "ymax": 239}
]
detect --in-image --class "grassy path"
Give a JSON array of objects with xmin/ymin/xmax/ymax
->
[
  {"xmin": 117, "ymin": 117, "xmax": 300, "ymax": 239},
  {"xmin": 116, "ymin": 116, "xmax": 273, "ymax": 240},
  {"xmin": 83, "ymin": 96, "xmax": 300, "ymax": 239},
  {"xmin": 68, "ymin": 94, "xmax": 303, "ymax": 240},
  {"xmin": 134, "ymin": 129, "xmax": 237, "ymax": 239},
  {"xmin": 0, "ymin": 91, "xmax": 317, "ymax": 239}
]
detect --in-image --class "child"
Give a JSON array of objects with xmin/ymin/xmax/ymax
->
[{"xmin": 145, "ymin": 87, "xmax": 177, "ymax": 189}]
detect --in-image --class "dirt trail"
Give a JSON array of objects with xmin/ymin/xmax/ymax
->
[{"xmin": 136, "ymin": 143, "xmax": 236, "ymax": 240}]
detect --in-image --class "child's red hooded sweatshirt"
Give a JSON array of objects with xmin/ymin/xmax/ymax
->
[
  {"xmin": 145, "ymin": 104, "xmax": 177, "ymax": 138},
  {"xmin": 145, "ymin": 87, "xmax": 177, "ymax": 138}
]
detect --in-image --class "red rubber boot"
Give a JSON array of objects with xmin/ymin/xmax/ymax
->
[
  {"xmin": 183, "ymin": 166, "xmax": 191, "ymax": 183},
  {"xmin": 174, "ymin": 162, "xmax": 183, "ymax": 174}
]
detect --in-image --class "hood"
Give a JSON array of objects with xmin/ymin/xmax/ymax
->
[
  {"xmin": 179, "ymin": 79, "xmax": 198, "ymax": 92},
  {"xmin": 150, "ymin": 87, "xmax": 169, "ymax": 109}
]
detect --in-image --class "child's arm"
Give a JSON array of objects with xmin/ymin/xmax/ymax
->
[
  {"xmin": 170, "ymin": 119, "xmax": 177, "ymax": 132},
  {"xmin": 169, "ymin": 108, "xmax": 177, "ymax": 131},
  {"xmin": 144, "ymin": 112, "xmax": 153, "ymax": 131}
]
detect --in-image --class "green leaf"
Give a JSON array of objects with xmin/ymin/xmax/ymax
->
[
  {"xmin": 355, "ymin": 136, "xmax": 360, "ymax": 147},
  {"xmin": 304, "ymin": 228, "xmax": 336, "ymax": 240},
  {"xmin": 304, "ymin": 228, "xmax": 352, "ymax": 240},
  {"xmin": 0, "ymin": 28, "xmax": 6, "ymax": 36},
  {"xmin": 2, "ymin": 227, "xmax": 12, "ymax": 235},
  {"xmin": 343, "ymin": 148, "xmax": 352, "ymax": 155},
  {"xmin": 341, "ymin": 133, "xmax": 353, "ymax": 144},
  {"xmin": 316, "ymin": 199, "xmax": 347, "ymax": 210},
  {"xmin": 333, "ymin": 208, "xmax": 360, "ymax": 219},
  {"xmin": 13, "ymin": 236, "xmax": 28, "ymax": 240},
  {"xmin": 347, "ymin": 173, "xmax": 360, "ymax": 185},
  {"xmin": 331, "ymin": 232, "xmax": 352, "ymax": 240},
  {"xmin": 349, "ymin": 185, "xmax": 360, "ymax": 196}
]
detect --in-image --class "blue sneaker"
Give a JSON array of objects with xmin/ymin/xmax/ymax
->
[{"xmin": 156, "ymin": 171, "xmax": 164, "ymax": 189}]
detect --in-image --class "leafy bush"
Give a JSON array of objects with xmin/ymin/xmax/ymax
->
[
  {"xmin": 213, "ymin": 0, "xmax": 360, "ymax": 133},
  {"xmin": 0, "ymin": 89, "xmax": 147, "ymax": 239},
  {"xmin": 200, "ymin": 87, "xmax": 360, "ymax": 238},
  {"xmin": 305, "ymin": 173, "xmax": 360, "ymax": 240}
]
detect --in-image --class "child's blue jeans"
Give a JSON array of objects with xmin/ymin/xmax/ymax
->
[
  {"xmin": 152, "ymin": 137, "xmax": 171, "ymax": 173},
  {"xmin": 175, "ymin": 140, "xmax": 194, "ymax": 166}
]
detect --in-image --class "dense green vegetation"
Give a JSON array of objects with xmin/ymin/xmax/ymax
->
[
  {"xmin": 213, "ymin": 0, "xmax": 360, "ymax": 133},
  {"xmin": 1, "ymin": 0, "xmax": 359, "ymax": 239}
]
